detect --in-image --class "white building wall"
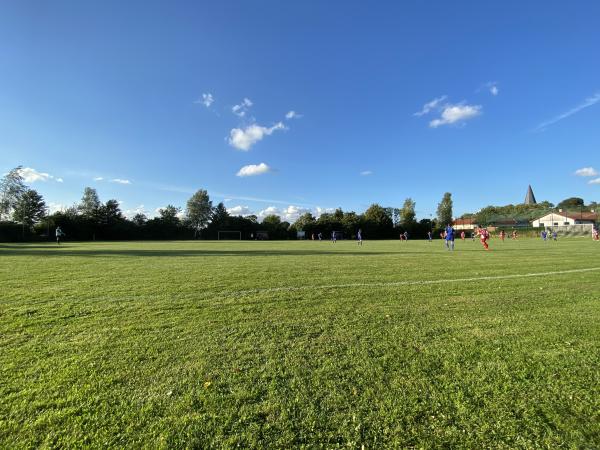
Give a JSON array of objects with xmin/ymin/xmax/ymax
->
[{"xmin": 532, "ymin": 213, "xmax": 574, "ymax": 228}]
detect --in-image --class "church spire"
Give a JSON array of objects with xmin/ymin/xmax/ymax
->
[{"xmin": 524, "ymin": 185, "xmax": 537, "ymax": 205}]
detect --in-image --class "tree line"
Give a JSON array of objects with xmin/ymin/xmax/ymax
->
[
  {"xmin": 1, "ymin": 166, "xmax": 460, "ymax": 241},
  {"xmin": 460, "ymin": 197, "xmax": 599, "ymax": 226}
]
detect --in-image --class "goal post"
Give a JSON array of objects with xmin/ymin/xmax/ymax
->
[{"xmin": 217, "ymin": 230, "xmax": 242, "ymax": 240}]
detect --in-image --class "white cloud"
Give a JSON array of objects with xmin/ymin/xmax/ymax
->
[
  {"xmin": 490, "ymin": 85, "xmax": 499, "ymax": 96},
  {"xmin": 93, "ymin": 176, "xmax": 104, "ymax": 181},
  {"xmin": 429, "ymin": 103, "xmax": 482, "ymax": 128},
  {"xmin": 281, "ymin": 205, "xmax": 311, "ymax": 222},
  {"xmin": 47, "ymin": 202, "xmax": 68, "ymax": 214},
  {"xmin": 414, "ymin": 95, "xmax": 448, "ymax": 116},
  {"xmin": 17, "ymin": 167, "xmax": 63, "ymax": 183},
  {"xmin": 227, "ymin": 205, "xmax": 253, "ymax": 216},
  {"xmin": 232, "ymin": 98, "xmax": 253, "ymax": 117},
  {"xmin": 285, "ymin": 110, "xmax": 302, "ymax": 119},
  {"xmin": 315, "ymin": 206, "xmax": 335, "ymax": 217},
  {"xmin": 575, "ymin": 167, "xmax": 598, "ymax": 177},
  {"xmin": 589, "ymin": 178, "xmax": 600, "ymax": 185},
  {"xmin": 534, "ymin": 92, "xmax": 600, "ymax": 132},
  {"xmin": 228, "ymin": 122, "xmax": 285, "ymax": 151},
  {"xmin": 195, "ymin": 93, "xmax": 214, "ymax": 108},
  {"xmin": 360, "ymin": 170, "xmax": 373, "ymax": 176},
  {"xmin": 228, "ymin": 205, "xmax": 333, "ymax": 222},
  {"xmin": 236, "ymin": 163, "xmax": 272, "ymax": 177},
  {"xmin": 110, "ymin": 178, "xmax": 131, "ymax": 185},
  {"xmin": 257, "ymin": 206, "xmax": 280, "ymax": 220},
  {"xmin": 124, "ymin": 204, "xmax": 148, "ymax": 218}
]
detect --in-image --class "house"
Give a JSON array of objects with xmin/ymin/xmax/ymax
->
[
  {"xmin": 532, "ymin": 211, "xmax": 598, "ymax": 228},
  {"xmin": 453, "ymin": 218, "xmax": 478, "ymax": 230}
]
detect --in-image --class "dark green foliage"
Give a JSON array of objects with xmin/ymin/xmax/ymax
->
[
  {"xmin": 0, "ymin": 166, "xmax": 26, "ymax": 220},
  {"xmin": 186, "ymin": 190, "xmax": 212, "ymax": 234},
  {"xmin": 471, "ymin": 201, "xmax": 555, "ymax": 226},
  {"xmin": 437, "ymin": 192, "xmax": 453, "ymax": 226},
  {"xmin": 557, "ymin": 197, "xmax": 584, "ymax": 210},
  {"xmin": 12, "ymin": 189, "xmax": 46, "ymax": 229}
]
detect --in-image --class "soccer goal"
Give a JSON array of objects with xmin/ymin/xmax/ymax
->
[
  {"xmin": 218, "ymin": 230, "xmax": 242, "ymax": 240},
  {"xmin": 546, "ymin": 224, "xmax": 594, "ymax": 238}
]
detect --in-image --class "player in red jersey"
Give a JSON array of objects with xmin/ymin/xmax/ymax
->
[{"xmin": 479, "ymin": 227, "xmax": 490, "ymax": 250}]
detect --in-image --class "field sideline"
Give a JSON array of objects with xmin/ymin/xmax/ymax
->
[{"xmin": 1, "ymin": 239, "xmax": 599, "ymax": 448}]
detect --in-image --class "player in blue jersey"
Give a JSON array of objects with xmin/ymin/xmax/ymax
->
[
  {"xmin": 445, "ymin": 224, "xmax": 455, "ymax": 251},
  {"xmin": 357, "ymin": 228, "xmax": 363, "ymax": 246}
]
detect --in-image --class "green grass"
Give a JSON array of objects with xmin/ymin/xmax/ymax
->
[{"xmin": 1, "ymin": 238, "xmax": 600, "ymax": 448}]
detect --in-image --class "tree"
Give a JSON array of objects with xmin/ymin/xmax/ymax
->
[
  {"xmin": 293, "ymin": 212, "xmax": 315, "ymax": 231},
  {"xmin": 364, "ymin": 204, "xmax": 392, "ymax": 227},
  {"xmin": 13, "ymin": 189, "xmax": 46, "ymax": 229},
  {"xmin": 100, "ymin": 199, "xmax": 123, "ymax": 225},
  {"xmin": 557, "ymin": 197, "xmax": 584, "ymax": 210},
  {"xmin": 262, "ymin": 214, "xmax": 282, "ymax": 227},
  {"xmin": 400, "ymin": 198, "xmax": 417, "ymax": 228},
  {"xmin": 384, "ymin": 207, "xmax": 401, "ymax": 228},
  {"xmin": 159, "ymin": 205, "xmax": 181, "ymax": 224},
  {"xmin": 0, "ymin": 166, "xmax": 26, "ymax": 220},
  {"xmin": 363, "ymin": 203, "xmax": 394, "ymax": 238},
  {"xmin": 437, "ymin": 192, "xmax": 453, "ymax": 226},
  {"xmin": 132, "ymin": 213, "xmax": 148, "ymax": 226},
  {"xmin": 341, "ymin": 211, "xmax": 361, "ymax": 237},
  {"xmin": 79, "ymin": 187, "xmax": 101, "ymax": 218},
  {"xmin": 186, "ymin": 190, "xmax": 212, "ymax": 236},
  {"xmin": 211, "ymin": 202, "xmax": 230, "ymax": 228}
]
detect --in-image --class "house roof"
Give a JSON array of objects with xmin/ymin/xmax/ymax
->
[
  {"xmin": 453, "ymin": 218, "xmax": 477, "ymax": 225},
  {"xmin": 563, "ymin": 212, "xmax": 598, "ymax": 221}
]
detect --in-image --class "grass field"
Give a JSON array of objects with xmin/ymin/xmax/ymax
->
[{"xmin": 1, "ymin": 238, "xmax": 600, "ymax": 448}]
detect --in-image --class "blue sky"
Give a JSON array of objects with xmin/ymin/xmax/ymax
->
[{"xmin": 1, "ymin": 1, "xmax": 599, "ymax": 222}]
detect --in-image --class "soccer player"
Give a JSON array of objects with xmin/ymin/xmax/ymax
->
[
  {"xmin": 541, "ymin": 230, "xmax": 547, "ymax": 241},
  {"xmin": 357, "ymin": 228, "xmax": 363, "ymax": 246},
  {"xmin": 445, "ymin": 224, "xmax": 455, "ymax": 251},
  {"xmin": 512, "ymin": 230, "xmax": 518, "ymax": 240},
  {"xmin": 331, "ymin": 230, "xmax": 336, "ymax": 243},
  {"xmin": 499, "ymin": 230, "xmax": 505, "ymax": 242},
  {"xmin": 460, "ymin": 231, "xmax": 465, "ymax": 241},
  {"xmin": 55, "ymin": 226, "xmax": 63, "ymax": 245},
  {"xmin": 479, "ymin": 227, "xmax": 490, "ymax": 250},
  {"xmin": 592, "ymin": 227, "xmax": 598, "ymax": 241},
  {"xmin": 318, "ymin": 232, "xmax": 322, "ymax": 241},
  {"xmin": 552, "ymin": 230, "xmax": 558, "ymax": 241},
  {"xmin": 403, "ymin": 231, "xmax": 408, "ymax": 241},
  {"xmin": 427, "ymin": 231, "xmax": 432, "ymax": 242}
]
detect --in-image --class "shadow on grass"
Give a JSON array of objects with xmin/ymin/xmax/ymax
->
[
  {"xmin": 0, "ymin": 245, "xmax": 555, "ymax": 258},
  {"xmin": 0, "ymin": 247, "xmax": 410, "ymax": 257}
]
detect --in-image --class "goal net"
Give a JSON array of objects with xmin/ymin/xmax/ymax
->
[
  {"xmin": 545, "ymin": 224, "xmax": 594, "ymax": 238},
  {"xmin": 218, "ymin": 230, "xmax": 242, "ymax": 240}
]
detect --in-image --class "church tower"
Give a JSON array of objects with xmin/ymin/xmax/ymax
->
[{"xmin": 524, "ymin": 185, "xmax": 537, "ymax": 205}]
